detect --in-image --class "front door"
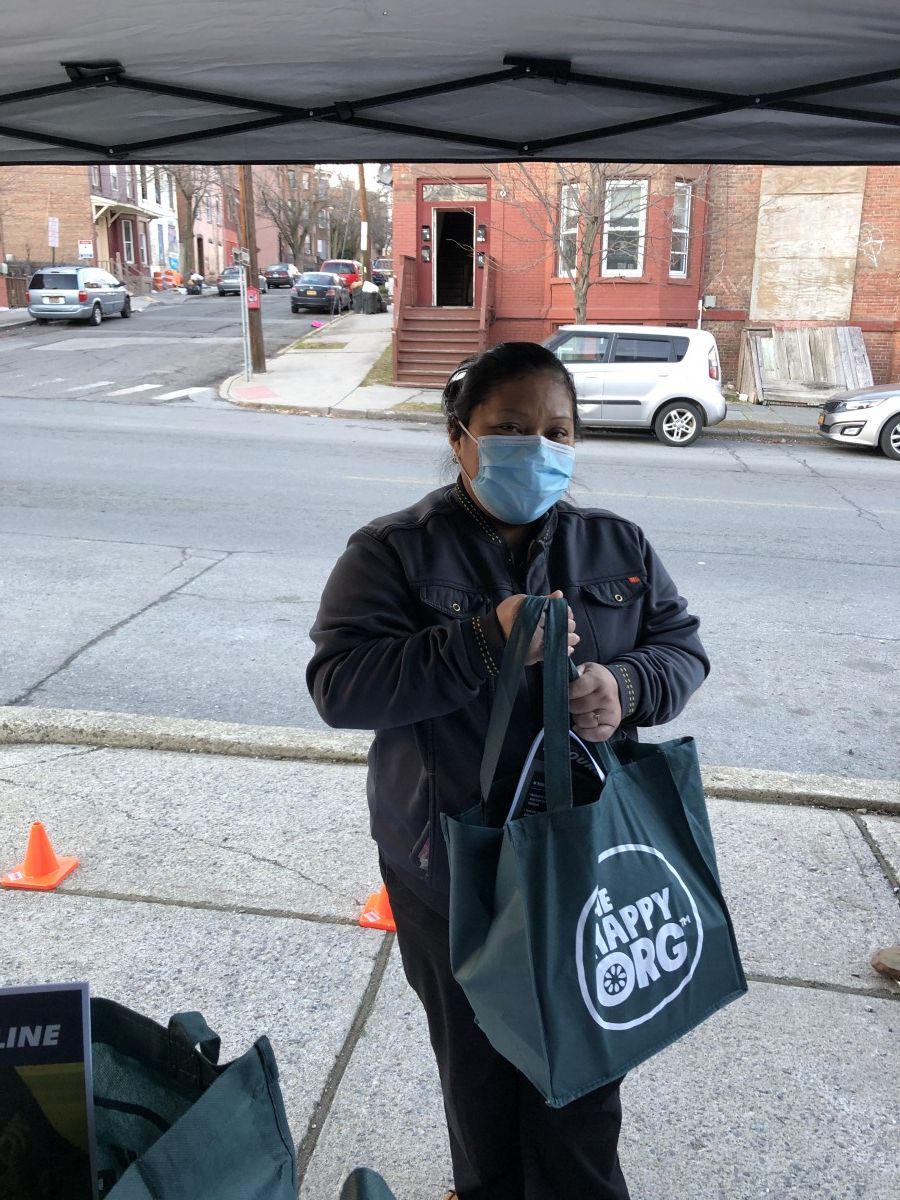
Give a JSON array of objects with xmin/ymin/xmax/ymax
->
[
  {"xmin": 433, "ymin": 208, "xmax": 475, "ymax": 307},
  {"xmin": 416, "ymin": 181, "xmax": 490, "ymax": 308}
]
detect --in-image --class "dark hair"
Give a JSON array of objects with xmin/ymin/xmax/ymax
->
[{"xmin": 442, "ymin": 342, "xmax": 580, "ymax": 439}]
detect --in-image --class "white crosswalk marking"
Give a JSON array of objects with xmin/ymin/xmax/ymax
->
[
  {"xmin": 66, "ymin": 381, "xmax": 115, "ymax": 392},
  {"xmin": 154, "ymin": 387, "xmax": 211, "ymax": 400},
  {"xmin": 108, "ymin": 383, "xmax": 160, "ymax": 395}
]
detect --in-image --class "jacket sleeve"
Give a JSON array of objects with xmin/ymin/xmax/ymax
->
[
  {"xmin": 605, "ymin": 532, "xmax": 710, "ymax": 728},
  {"xmin": 306, "ymin": 529, "xmax": 506, "ymax": 730}
]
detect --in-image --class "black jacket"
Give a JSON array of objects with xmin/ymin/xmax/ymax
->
[{"xmin": 307, "ymin": 482, "xmax": 709, "ymax": 912}]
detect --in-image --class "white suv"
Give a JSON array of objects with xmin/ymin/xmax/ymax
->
[{"xmin": 545, "ymin": 325, "xmax": 726, "ymax": 446}]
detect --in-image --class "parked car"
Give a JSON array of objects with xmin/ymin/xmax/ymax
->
[
  {"xmin": 27, "ymin": 265, "xmax": 132, "ymax": 325},
  {"xmin": 320, "ymin": 258, "xmax": 363, "ymax": 288},
  {"xmin": 290, "ymin": 272, "xmax": 351, "ymax": 314},
  {"xmin": 217, "ymin": 266, "xmax": 268, "ymax": 295},
  {"xmin": 818, "ymin": 385, "xmax": 900, "ymax": 460},
  {"xmin": 263, "ymin": 262, "xmax": 299, "ymax": 288},
  {"xmin": 372, "ymin": 257, "xmax": 393, "ymax": 285},
  {"xmin": 544, "ymin": 324, "xmax": 725, "ymax": 447}
]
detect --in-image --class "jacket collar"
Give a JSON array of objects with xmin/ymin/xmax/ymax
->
[{"xmin": 450, "ymin": 479, "xmax": 558, "ymax": 547}]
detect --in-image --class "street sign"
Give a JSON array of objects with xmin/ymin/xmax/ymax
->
[
  {"xmin": 236, "ymin": 248, "xmax": 250, "ymax": 265},
  {"xmin": 48, "ymin": 216, "xmax": 59, "ymax": 248},
  {"xmin": 246, "ymin": 286, "xmax": 260, "ymax": 311},
  {"xmin": 77, "ymin": 239, "xmax": 93, "ymax": 259}
]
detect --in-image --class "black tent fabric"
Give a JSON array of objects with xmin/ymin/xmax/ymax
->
[{"xmin": 2, "ymin": 2, "xmax": 900, "ymax": 165}]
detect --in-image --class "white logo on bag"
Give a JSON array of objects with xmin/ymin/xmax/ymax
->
[{"xmin": 575, "ymin": 844, "xmax": 703, "ymax": 1031}]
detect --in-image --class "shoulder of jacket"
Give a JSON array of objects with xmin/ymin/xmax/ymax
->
[
  {"xmin": 555, "ymin": 501, "xmax": 645, "ymax": 540},
  {"xmin": 357, "ymin": 485, "xmax": 456, "ymax": 543}
]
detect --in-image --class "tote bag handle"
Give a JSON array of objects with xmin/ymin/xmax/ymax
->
[{"xmin": 481, "ymin": 595, "xmax": 573, "ymax": 823}]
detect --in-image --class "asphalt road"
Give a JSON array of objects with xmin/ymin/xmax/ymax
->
[
  {"xmin": 0, "ymin": 288, "xmax": 306, "ymax": 406},
  {"xmin": 1, "ymin": 391, "xmax": 898, "ymax": 780}
]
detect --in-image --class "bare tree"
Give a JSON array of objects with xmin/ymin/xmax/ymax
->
[
  {"xmin": 162, "ymin": 164, "xmax": 217, "ymax": 277},
  {"xmin": 255, "ymin": 167, "xmax": 329, "ymax": 267},
  {"xmin": 482, "ymin": 163, "xmax": 697, "ymax": 324}
]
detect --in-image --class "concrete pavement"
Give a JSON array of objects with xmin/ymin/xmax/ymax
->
[
  {"xmin": 219, "ymin": 310, "xmax": 826, "ymax": 441},
  {"xmin": 0, "ymin": 705, "xmax": 897, "ymax": 1199}
]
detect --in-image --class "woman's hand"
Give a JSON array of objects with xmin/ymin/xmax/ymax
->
[
  {"xmin": 495, "ymin": 590, "xmax": 579, "ymax": 665},
  {"xmin": 569, "ymin": 662, "xmax": 622, "ymax": 742}
]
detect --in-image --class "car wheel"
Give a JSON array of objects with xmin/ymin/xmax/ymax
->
[
  {"xmin": 653, "ymin": 401, "xmax": 702, "ymax": 447},
  {"xmin": 120, "ymin": 296, "xmax": 132, "ymax": 319},
  {"xmin": 88, "ymin": 303, "xmax": 102, "ymax": 327},
  {"xmin": 878, "ymin": 413, "xmax": 900, "ymax": 460}
]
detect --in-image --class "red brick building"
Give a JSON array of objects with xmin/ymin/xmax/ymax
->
[
  {"xmin": 392, "ymin": 161, "xmax": 900, "ymax": 388},
  {"xmin": 392, "ymin": 162, "xmax": 708, "ymax": 385}
]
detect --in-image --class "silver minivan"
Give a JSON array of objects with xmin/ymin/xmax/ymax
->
[
  {"xmin": 545, "ymin": 324, "xmax": 726, "ymax": 446},
  {"xmin": 27, "ymin": 265, "xmax": 132, "ymax": 325}
]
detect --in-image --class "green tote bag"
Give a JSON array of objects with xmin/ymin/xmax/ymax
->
[
  {"xmin": 91, "ymin": 998, "xmax": 297, "ymax": 1199},
  {"xmin": 442, "ymin": 596, "xmax": 747, "ymax": 1108}
]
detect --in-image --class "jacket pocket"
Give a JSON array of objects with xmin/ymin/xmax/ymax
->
[
  {"xmin": 580, "ymin": 574, "xmax": 649, "ymax": 607},
  {"xmin": 569, "ymin": 574, "xmax": 648, "ymax": 663},
  {"xmin": 418, "ymin": 583, "xmax": 494, "ymax": 618}
]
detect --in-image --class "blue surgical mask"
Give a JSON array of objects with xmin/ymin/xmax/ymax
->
[{"xmin": 458, "ymin": 420, "xmax": 575, "ymax": 525}]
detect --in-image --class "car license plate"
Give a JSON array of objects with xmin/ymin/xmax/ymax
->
[
  {"xmin": 817, "ymin": 413, "xmax": 825, "ymax": 426},
  {"xmin": 45, "ymin": 296, "xmax": 66, "ymax": 304},
  {"xmin": 306, "ymin": 289, "xmax": 318, "ymax": 295}
]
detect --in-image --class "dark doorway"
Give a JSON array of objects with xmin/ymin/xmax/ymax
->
[
  {"xmin": 195, "ymin": 235, "xmax": 205, "ymax": 274},
  {"xmin": 434, "ymin": 209, "xmax": 474, "ymax": 306}
]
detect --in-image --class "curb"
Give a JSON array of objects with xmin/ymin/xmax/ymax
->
[{"xmin": 1, "ymin": 706, "xmax": 897, "ymax": 815}]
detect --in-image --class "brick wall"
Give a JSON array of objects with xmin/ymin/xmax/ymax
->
[
  {"xmin": 394, "ymin": 161, "xmax": 707, "ymax": 342},
  {"xmin": 0, "ymin": 166, "xmax": 93, "ymax": 268}
]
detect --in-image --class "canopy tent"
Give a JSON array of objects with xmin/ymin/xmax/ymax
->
[{"xmin": 2, "ymin": 2, "xmax": 899, "ymax": 166}]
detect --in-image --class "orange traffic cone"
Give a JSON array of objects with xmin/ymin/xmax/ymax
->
[
  {"xmin": 359, "ymin": 883, "xmax": 396, "ymax": 931},
  {"xmin": 2, "ymin": 821, "xmax": 79, "ymax": 891}
]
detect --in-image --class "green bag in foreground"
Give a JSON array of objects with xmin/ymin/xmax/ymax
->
[
  {"xmin": 91, "ymin": 998, "xmax": 296, "ymax": 1199},
  {"xmin": 442, "ymin": 596, "xmax": 747, "ymax": 1108}
]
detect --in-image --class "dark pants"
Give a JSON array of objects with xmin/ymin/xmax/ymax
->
[{"xmin": 381, "ymin": 862, "xmax": 631, "ymax": 1200}]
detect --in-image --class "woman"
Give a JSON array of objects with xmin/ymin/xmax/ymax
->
[{"xmin": 307, "ymin": 342, "xmax": 709, "ymax": 1200}]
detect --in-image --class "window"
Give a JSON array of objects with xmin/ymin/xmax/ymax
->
[
  {"xmin": 90, "ymin": 165, "xmax": 101, "ymax": 189},
  {"xmin": 317, "ymin": 177, "xmax": 328, "ymax": 199},
  {"xmin": 302, "ymin": 172, "xmax": 310, "ymax": 190},
  {"xmin": 287, "ymin": 169, "xmax": 297, "ymax": 189},
  {"xmin": 304, "ymin": 234, "xmax": 311, "ymax": 254},
  {"xmin": 121, "ymin": 219, "xmax": 135, "ymax": 264},
  {"xmin": 317, "ymin": 208, "xmax": 328, "ymax": 229},
  {"xmin": 109, "ymin": 165, "xmax": 119, "ymax": 195},
  {"xmin": 139, "ymin": 228, "xmax": 149, "ymax": 265},
  {"xmin": 214, "ymin": 197, "xmax": 221, "ymax": 224},
  {"xmin": 602, "ymin": 179, "xmax": 648, "ymax": 276},
  {"xmin": 205, "ymin": 194, "xmax": 212, "ymax": 222},
  {"xmin": 557, "ymin": 182, "xmax": 579, "ymax": 276},
  {"xmin": 124, "ymin": 166, "xmax": 133, "ymax": 199},
  {"xmin": 611, "ymin": 336, "xmax": 672, "ymax": 363},
  {"xmin": 670, "ymin": 182, "xmax": 692, "ymax": 278},
  {"xmin": 552, "ymin": 332, "xmax": 611, "ymax": 364}
]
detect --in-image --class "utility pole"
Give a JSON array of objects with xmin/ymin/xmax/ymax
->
[
  {"xmin": 357, "ymin": 162, "xmax": 371, "ymax": 282},
  {"xmin": 238, "ymin": 164, "xmax": 266, "ymax": 373}
]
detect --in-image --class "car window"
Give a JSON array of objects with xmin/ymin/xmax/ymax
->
[
  {"xmin": 299, "ymin": 273, "xmax": 336, "ymax": 284},
  {"xmin": 612, "ymin": 336, "xmax": 673, "ymax": 363},
  {"xmin": 30, "ymin": 271, "xmax": 78, "ymax": 289},
  {"xmin": 321, "ymin": 261, "xmax": 355, "ymax": 273},
  {"xmin": 672, "ymin": 336, "xmax": 690, "ymax": 361},
  {"xmin": 553, "ymin": 333, "xmax": 611, "ymax": 364}
]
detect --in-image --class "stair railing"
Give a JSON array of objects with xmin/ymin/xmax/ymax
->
[{"xmin": 392, "ymin": 254, "xmax": 417, "ymax": 383}]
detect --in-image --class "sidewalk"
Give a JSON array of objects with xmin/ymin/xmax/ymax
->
[
  {"xmin": 221, "ymin": 313, "xmax": 824, "ymax": 440},
  {"xmin": 1, "ymin": 704, "xmax": 897, "ymax": 1199}
]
